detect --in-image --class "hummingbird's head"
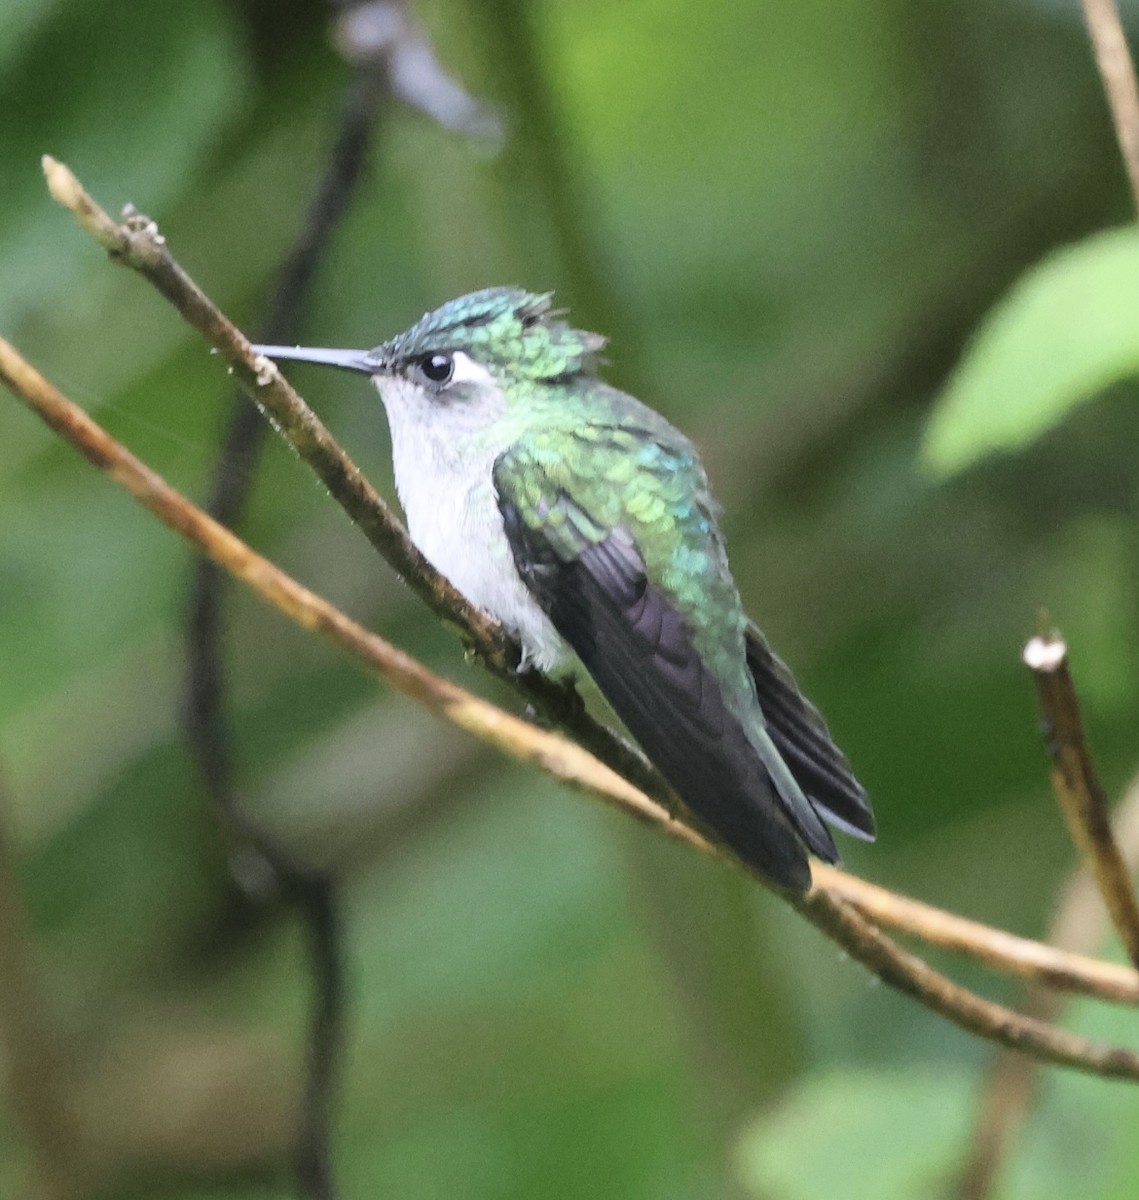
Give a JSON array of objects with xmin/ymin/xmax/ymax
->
[
  {"xmin": 250, "ymin": 288, "xmax": 605, "ymax": 410},
  {"xmin": 379, "ymin": 287, "xmax": 606, "ymax": 388}
]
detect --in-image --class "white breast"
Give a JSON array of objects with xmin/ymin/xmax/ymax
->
[{"xmin": 373, "ymin": 371, "xmax": 567, "ymax": 672}]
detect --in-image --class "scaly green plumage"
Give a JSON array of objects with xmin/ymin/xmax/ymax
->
[
  {"xmin": 381, "ymin": 287, "xmax": 605, "ymax": 381},
  {"xmin": 495, "ymin": 404, "xmax": 756, "ymax": 721}
]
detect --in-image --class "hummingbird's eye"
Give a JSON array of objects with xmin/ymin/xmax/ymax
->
[{"xmin": 415, "ymin": 353, "xmax": 454, "ymax": 387}]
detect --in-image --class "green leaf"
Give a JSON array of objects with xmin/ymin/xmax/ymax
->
[{"xmin": 923, "ymin": 227, "xmax": 1139, "ymax": 476}]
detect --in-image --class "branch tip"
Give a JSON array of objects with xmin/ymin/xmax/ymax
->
[
  {"xmin": 41, "ymin": 154, "xmax": 73, "ymax": 204},
  {"xmin": 42, "ymin": 154, "xmax": 127, "ymax": 253},
  {"xmin": 1025, "ymin": 635, "xmax": 1139, "ymax": 971},
  {"xmin": 1024, "ymin": 635, "xmax": 1067, "ymax": 672}
]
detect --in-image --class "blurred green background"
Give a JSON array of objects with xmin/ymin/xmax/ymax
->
[{"xmin": 4, "ymin": 0, "xmax": 1139, "ymax": 1197}]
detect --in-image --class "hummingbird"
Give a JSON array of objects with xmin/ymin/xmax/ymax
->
[{"xmin": 252, "ymin": 288, "xmax": 874, "ymax": 890}]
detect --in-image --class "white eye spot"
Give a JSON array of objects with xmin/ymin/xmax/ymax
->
[{"xmin": 450, "ymin": 351, "xmax": 496, "ymax": 386}]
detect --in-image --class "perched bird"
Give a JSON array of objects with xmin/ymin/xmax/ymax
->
[{"xmin": 252, "ymin": 288, "xmax": 874, "ymax": 890}]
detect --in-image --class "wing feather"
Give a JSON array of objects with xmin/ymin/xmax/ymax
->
[{"xmin": 496, "ymin": 453, "xmax": 822, "ymax": 889}]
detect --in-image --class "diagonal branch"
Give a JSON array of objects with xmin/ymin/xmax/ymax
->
[
  {"xmin": 29, "ymin": 158, "xmax": 1139, "ymax": 1072},
  {"xmin": 5, "ymin": 334, "xmax": 1139, "ymax": 1083},
  {"xmin": 0, "ymin": 336, "xmax": 698, "ymax": 845},
  {"xmin": 1024, "ymin": 634, "xmax": 1139, "ymax": 969},
  {"xmin": 794, "ymin": 885, "xmax": 1139, "ymax": 1080},
  {"xmin": 813, "ymin": 863, "xmax": 1139, "ymax": 1005},
  {"xmin": 955, "ymin": 772, "xmax": 1139, "ymax": 1200},
  {"xmin": 41, "ymin": 154, "xmax": 663, "ymax": 809},
  {"xmin": 1081, "ymin": 0, "xmax": 1139, "ymax": 213}
]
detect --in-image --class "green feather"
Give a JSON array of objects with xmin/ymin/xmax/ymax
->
[
  {"xmin": 493, "ymin": 386, "xmax": 755, "ymax": 720},
  {"xmin": 380, "ymin": 287, "xmax": 605, "ymax": 381}
]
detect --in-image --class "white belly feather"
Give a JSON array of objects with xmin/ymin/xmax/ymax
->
[{"xmin": 375, "ymin": 373, "xmax": 567, "ymax": 672}]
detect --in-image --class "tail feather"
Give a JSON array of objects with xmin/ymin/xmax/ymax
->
[{"xmin": 745, "ymin": 624, "xmax": 875, "ymax": 842}]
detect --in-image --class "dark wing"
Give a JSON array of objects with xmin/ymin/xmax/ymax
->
[
  {"xmin": 494, "ymin": 450, "xmax": 820, "ymax": 890},
  {"xmin": 744, "ymin": 624, "xmax": 875, "ymax": 841}
]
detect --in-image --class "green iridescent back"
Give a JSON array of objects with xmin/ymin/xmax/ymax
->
[{"xmin": 493, "ymin": 378, "xmax": 757, "ymax": 723}]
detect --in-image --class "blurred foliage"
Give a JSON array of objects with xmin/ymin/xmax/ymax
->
[
  {"xmin": 2, "ymin": 0, "xmax": 1139, "ymax": 1197},
  {"xmin": 925, "ymin": 227, "xmax": 1139, "ymax": 474}
]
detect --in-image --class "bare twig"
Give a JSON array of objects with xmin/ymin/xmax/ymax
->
[
  {"xmin": 956, "ymin": 773, "xmax": 1139, "ymax": 1200},
  {"xmin": 0, "ymin": 771, "xmax": 82, "ymax": 1200},
  {"xmin": 0, "ymin": 339, "xmax": 671, "ymax": 834},
  {"xmin": 41, "ymin": 157, "xmax": 486, "ymax": 647},
  {"xmin": 813, "ymin": 863, "xmax": 1139, "ymax": 1005},
  {"xmin": 42, "ymin": 154, "xmax": 663, "ymax": 808},
  {"xmin": 5, "ymin": 339, "xmax": 1139, "ymax": 1084},
  {"xmin": 1081, "ymin": 0, "xmax": 1139, "ymax": 213},
  {"xmin": 1025, "ymin": 634, "xmax": 1139, "ymax": 968},
  {"xmin": 794, "ymin": 887, "xmax": 1139, "ymax": 1080}
]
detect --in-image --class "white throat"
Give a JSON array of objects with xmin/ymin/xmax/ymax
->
[{"xmin": 371, "ymin": 363, "xmax": 567, "ymax": 671}]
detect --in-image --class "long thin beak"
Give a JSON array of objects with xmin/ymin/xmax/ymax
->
[{"xmin": 249, "ymin": 344, "xmax": 378, "ymax": 375}]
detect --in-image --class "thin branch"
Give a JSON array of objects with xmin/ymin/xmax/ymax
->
[
  {"xmin": 0, "ymin": 771, "xmax": 82, "ymax": 1200},
  {"xmin": 955, "ymin": 772, "xmax": 1139, "ymax": 1200},
  {"xmin": 41, "ymin": 154, "xmax": 663, "ymax": 809},
  {"xmin": 0, "ymin": 335, "xmax": 697, "ymax": 841},
  {"xmin": 813, "ymin": 863, "xmax": 1139, "ymax": 1005},
  {"xmin": 1081, "ymin": 0, "xmax": 1139, "ymax": 213},
  {"xmin": 1025, "ymin": 634, "xmax": 1139, "ymax": 968},
  {"xmin": 6, "ymin": 340, "xmax": 1139, "ymax": 1085},
  {"xmin": 793, "ymin": 887, "xmax": 1139, "ymax": 1080},
  {"xmin": 39, "ymin": 159, "xmax": 500, "ymax": 652}
]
